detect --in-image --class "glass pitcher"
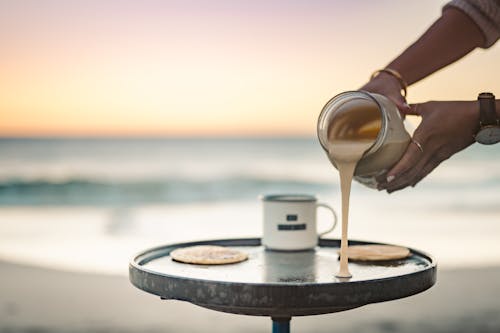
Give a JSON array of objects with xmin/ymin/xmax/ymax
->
[{"xmin": 317, "ymin": 90, "xmax": 411, "ymax": 188}]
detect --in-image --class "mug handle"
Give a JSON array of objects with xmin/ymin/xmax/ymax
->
[{"xmin": 316, "ymin": 202, "xmax": 338, "ymax": 237}]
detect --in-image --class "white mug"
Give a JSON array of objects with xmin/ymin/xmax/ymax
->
[{"xmin": 261, "ymin": 194, "xmax": 337, "ymax": 251}]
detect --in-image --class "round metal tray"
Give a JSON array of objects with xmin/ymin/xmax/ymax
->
[{"xmin": 129, "ymin": 238, "xmax": 436, "ymax": 317}]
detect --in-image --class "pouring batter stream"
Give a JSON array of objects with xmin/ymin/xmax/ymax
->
[{"xmin": 326, "ymin": 103, "xmax": 381, "ymax": 278}]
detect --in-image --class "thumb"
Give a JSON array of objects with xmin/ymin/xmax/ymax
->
[
  {"xmin": 405, "ymin": 103, "xmax": 422, "ymax": 116},
  {"xmin": 388, "ymin": 94, "xmax": 410, "ymax": 114}
]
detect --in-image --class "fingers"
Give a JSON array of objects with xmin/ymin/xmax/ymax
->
[
  {"xmin": 385, "ymin": 155, "xmax": 428, "ymax": 193},
  {"xmin": 383, "ymin": 143, "xmax": 448, "ymax": 193},
  {"xmin": 387, "ymin": 94, "xmax": 411, "ymax": 114},
  {"xmin": 375, "ymin": 171, "xmax": 388, "ymax": 188},
  {"xmin": 411, "ymin": 160, "xmax": 439, "ymax": 188},
  {"xmin": 402, "ymin": 103, "xmax": 422, "ymax": 116},
  {"xmin": 377, "ymin": 135, "xmax": 428, "ymax": 192},
  {"xmin": 386, "ymin": 138, "xmax": 425, "ymax": 183},
  {"xmin": 376, "ymin": 103, "xmax": 427, "ymax": 192},
  {"xmin": 359, "ymin": 75, "xmax": 410, "ymax": 114},
  {"xmin": 411, "ymin": 149, "xmax": 451, "ymax": 188}
]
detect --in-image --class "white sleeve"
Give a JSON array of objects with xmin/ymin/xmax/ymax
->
[{"xmin": 444, "ymin": 0, "xmax": 500, "ymax": 48}]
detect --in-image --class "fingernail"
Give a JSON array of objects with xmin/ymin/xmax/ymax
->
[
  {"xmin": 403, "ymin": 102, "xmax": 409, "ymax": 108},
  {"xmin": 386, "ymin": 175, "xmax": 395, "ymax": 183}
]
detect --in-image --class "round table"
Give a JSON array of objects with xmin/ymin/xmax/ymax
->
[{"xmin": 129, "ymin": 238, "xmax": 436, "ymax": 333}]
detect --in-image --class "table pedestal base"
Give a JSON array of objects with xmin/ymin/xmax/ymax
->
[{"xmin": 272, "ymin": 317, "xmax": 291, "ymax": 333}]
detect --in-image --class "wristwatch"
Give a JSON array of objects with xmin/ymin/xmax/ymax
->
[{"xmin": 475, "ymin": 92, "xmax": 500, "ymax": 145}]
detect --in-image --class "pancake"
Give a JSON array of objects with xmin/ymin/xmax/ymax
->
[
  {"xmin": 170, "ymin": 245, "xmax": 248, "ymax": 265},
  {"xmin": 340, "ymin": 244, "xmax": 410, "ymax": 261}
]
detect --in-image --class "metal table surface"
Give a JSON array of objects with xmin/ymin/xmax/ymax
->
[{"xmin": 129, "ymin": 238, "xmax": 436, "ymax": 332}]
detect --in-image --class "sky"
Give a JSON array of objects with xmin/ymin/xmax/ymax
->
[{"xmin": 1, "ymin": 0, "xmax": 498, "ymax": 137}]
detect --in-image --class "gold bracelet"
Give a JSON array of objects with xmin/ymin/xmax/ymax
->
[{"xmin": 370, "ymin": 68, "xmax": 408, "ymax": 97}]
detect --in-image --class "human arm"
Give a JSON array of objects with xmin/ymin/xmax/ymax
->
[{"xmin": 361, "ymin": 7, "xmax": 486, "ymax": 112}]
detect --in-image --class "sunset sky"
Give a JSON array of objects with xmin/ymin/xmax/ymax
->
[{"xmin": 1, "ymin": 0, "xmax": 498, "ymax": 137}]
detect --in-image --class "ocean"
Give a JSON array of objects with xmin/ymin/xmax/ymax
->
[{"xmin": 0, "ymin": 137, "xmax": 499, "ymax": 274}]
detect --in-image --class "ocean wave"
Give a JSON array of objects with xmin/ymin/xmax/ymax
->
[
  {"xmin": 0, "ymin": 177, "xmax": 332, "ymax": 206},
  {"xmin": 2, "ymin": 172, "xmax": 500, "ymax": 206}
]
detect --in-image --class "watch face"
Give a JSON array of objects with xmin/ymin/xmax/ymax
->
[{"xmin": 476, "ymin": 126, "xmax": 500, "ymax": 145}]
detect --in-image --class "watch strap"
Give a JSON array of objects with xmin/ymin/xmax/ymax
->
[{"xmin": 478, "ymin": 92, "xmax": 497, "ymax": 126}]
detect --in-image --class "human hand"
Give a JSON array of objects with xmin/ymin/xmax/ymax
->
[
  {"xmin": 360, "ymin": 72, "xmax": 410, "ymax": 114},
  {"xmin": 378, "ymin": 100, "xmax": 480, "ymax": 193}
]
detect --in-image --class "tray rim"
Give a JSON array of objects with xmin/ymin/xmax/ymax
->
[
  {"xmin": 129, "ymin": 237, "xmax": 437, "ymax": 317},
  {"xmin": 129, "ymin": 237, "xmax": 437, "ymax": 287}
]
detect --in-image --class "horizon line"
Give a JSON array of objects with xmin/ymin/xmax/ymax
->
[{"xmin": 0, "ymin": 134, "xmax": 317, "ymax": 140}]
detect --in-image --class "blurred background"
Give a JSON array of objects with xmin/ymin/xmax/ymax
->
[{"xmin": 1, "ymin": 0, "xmax": 499, "ymax": 332}]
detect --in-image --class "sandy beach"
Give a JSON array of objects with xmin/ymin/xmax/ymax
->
[
  {"xmin": 1, "ymin": 260, "xmax": 499, "ymax": 333},
  {"xmin": 2, "ymin": 0, "xmax": 500, "ymax": 330}
]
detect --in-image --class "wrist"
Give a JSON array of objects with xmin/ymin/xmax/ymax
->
[
  {"xmin": 364, "ymin": 72, "xmax": 401, "ymax": 92},
  {"xmin": 373, "ymin": 71, "xmax": 400, "ymax": 84},
  {"xmin": 370, "ymin": 68, "xmax": 408, "ymax": 97},
  {"xmin": 467, "ymin": 100, "xmax": 481, "ymax": 133}
]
